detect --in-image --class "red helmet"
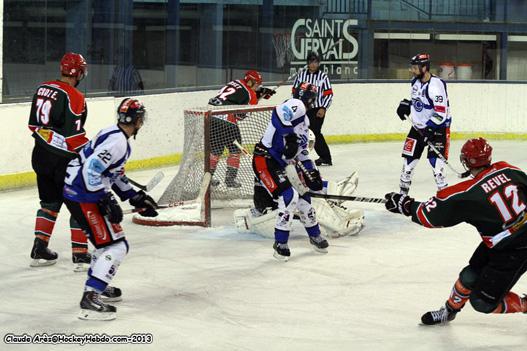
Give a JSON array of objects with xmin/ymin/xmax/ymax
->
[
  {"xmin": 244, "ymin": 70, "xmax": 262, "ymax": 86},
  {"xmin": 60, "ymin": 52, "xmax": 88, "ymax": 80},
  {"xmin": 460, "ymin": 138, "xmax": 493, "ymax": 169}
]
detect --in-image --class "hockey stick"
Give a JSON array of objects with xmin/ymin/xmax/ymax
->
[
  {"xmin": 309, "ymin": 192, "xmax": 386, "ymax": 204},
  {"xmin": 271, "ymin": 65, "xmax": 306, "ymax": 91},
  {"xmin": 403, "ymin": 116, "xmax": 469, "ymax": 178},
  {"xmin": 125, "ymin": 172, "xmax": 212, "ymax": 215},
  {"xmin": 127, "ymin": 171, "xmax": 165, "ymax": 191},
  {"xmin": 233, "ymin": 140, "xmax": 251, "ymax": 156}
]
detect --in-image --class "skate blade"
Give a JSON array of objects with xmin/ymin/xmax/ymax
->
[
  {"xmin": 101, "ymin": 296, "xmax": 123, "ymax": 303},
  {"xmin": 273, "ymin": 252, "xmax": 289, "ymax": 262},
  {"xmin": 78, "ymin": 309, "xmax": 116, "ymax": 321},
  {"xmin": 311, "ymin": 246, "xmax": 328, "ymax": 254},
  {"xmin": 73, "ymin": 262, "xmax": 90, "ymax": 273},
  {"xmin": 30, "ymin": 258, "xmax": 57, "ymax": 267}
]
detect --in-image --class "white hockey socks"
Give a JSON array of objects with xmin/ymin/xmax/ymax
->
[
  {"xmin": 85, "ymin": 240, "xmax": 128, "ymax": 293},
  {"xmin": 400, "ymin": 158, "xmax": 419, "ymax": 194},
  {"xmin": 430, "ymin": 157, "xmax": 448, "ymax": 190}
]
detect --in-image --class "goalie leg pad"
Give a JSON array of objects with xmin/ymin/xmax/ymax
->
[
  {"xmin": 233, "ymin": 208, "xmax": 277, "ymax": 239},
  {"xmin": 312, "ymin": 198, "xmax": 364, "ymax": 238},
  {"xmin": 86, "ymin": 240, "xmax": 128, "ymax": 293}
]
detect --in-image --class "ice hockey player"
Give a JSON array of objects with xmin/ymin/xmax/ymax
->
[
  {"xmin": 396, "ymin": 53, "xmax": 451, "ymax": 194},
  {"xmin": 385, "ymin": 138, "xmax": 527, "ymax": 325},
  {"xmin": 235, "ymin": 130, "xmax": 364, "ymax": 239},
  {"xmin": 27, "ymin": 52, "xmax": 91, "ymax": 271},
  {"xmin": 208, "ymin": 70, "xmax": 276, "ymax": 188},
  {"xmin": 63, "ymin": 98, "xmax": 158, "ymax": 320},
  {"xmin": 252, "ymin": 82, "xmax": 329, "ymax": 261}
]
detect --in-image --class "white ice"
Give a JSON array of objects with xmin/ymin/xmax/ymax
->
[{"xmin": 1, "ymin": 141, "xmax": 527, "ymax": 351}]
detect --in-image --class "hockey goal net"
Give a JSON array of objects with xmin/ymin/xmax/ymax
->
[{"xmin": 133, "ymin": 105, "xmax": 275, "ymax": 227}]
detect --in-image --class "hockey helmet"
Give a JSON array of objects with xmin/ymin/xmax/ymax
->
[
  {"xmin": 244, "ymin": 70, "xmax": 263, "ymax": 86},
  {"xmin": 410, "ymin": 53, "xmax": 431, "ymax": 70},
  {"xmin": 117, "ymin": 98, "xmax": 146, "ymax": 125},
  {"xmin": 294, "ymin": 82, "xmax": 318, "ymax": 107},
  {"xmin": 306, "ymin": 51, "xmax": 321, "ymax": 64},
  {"xmin": 60, "ymin": 52, "xmax": 88, "ymax": 81},
  {"xmin": 460, "ymin": 137, "xmax": 492, "ymax": 169}
]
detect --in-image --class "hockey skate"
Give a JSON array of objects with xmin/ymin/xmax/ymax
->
[
  {"xmin": 315, "ymin": 158, "xmax": 332, "ymax": 167},
  {"xmin": 273, "ymin": 241, "xmax": 290, "ymax": 261},
  {"xmin": 309, "ymin": 235, "xmax": 329, "ymax": 253},
  {"xmin": 78, "ymin": 291, "xmax": 117, "ymax": 321},
  {"xmin": 421, "ymin": 303, "xmax": 458, "ymax": 325},
  {"xmin": 225, "ymin": 178, "xmax": 242, "ymax": 188},
  {"xmin": 30, "ymin": 238, "xmax": 58, "ymax": 267},
  {"xmin": 101, "ymin": 286, "xmax": 122, "ymax": 302},
  {"xmin": 225, "ymin": 167, "xmax": 242, "ymax": 188},
  {"xmin": 72, "ymin": 252, "xmax": 91, "ymax": 272}
]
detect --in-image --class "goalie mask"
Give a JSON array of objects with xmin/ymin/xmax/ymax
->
[{"xmin": 308, "ymin": 130, "xmax": 316, "ymax": 152}]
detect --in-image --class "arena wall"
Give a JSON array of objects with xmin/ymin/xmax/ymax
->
[{"xmin": 2, "ymin": 82, "xmax": 527, "ymax": 189}]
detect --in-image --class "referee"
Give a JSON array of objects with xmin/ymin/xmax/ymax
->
[{"xmin": 292, "ymin": 51, "xmax": 334, "ymax": 166}]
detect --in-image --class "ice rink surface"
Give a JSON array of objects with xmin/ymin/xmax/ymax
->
[{"xmin": 1, "ymin": 140, "xmax": 527, "ymax": 351}]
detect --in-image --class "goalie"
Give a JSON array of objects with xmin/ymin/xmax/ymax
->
[{"xmin": 235, "ymin": 131, "xmax": 364, "ymax": 240}]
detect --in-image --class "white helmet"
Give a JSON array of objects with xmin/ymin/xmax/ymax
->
[{"xmin": 308, "ymin": 130, "xmax": 316, "ymax": 151}]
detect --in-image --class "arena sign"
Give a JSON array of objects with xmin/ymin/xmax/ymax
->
[{"xmin": 290, "ymin": 18, "xmax": 359, "ymax": 77}]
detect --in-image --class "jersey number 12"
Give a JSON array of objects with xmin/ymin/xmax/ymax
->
[{"xmin": 488, "ymin": 184, "xmax": 526, "ymax": 223}]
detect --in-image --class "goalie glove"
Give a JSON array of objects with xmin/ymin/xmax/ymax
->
[
  {"xmin": 129, "ymin": 190, "xmax": 158, "ymax": 217},
  {"xmin": 98, "ymin": 193, "xmax": 123, "ymax": 224},
  {"xmin": 303, "ymin": 168, "xmax": 323, "ymax": 191},
  {"xmin": 396, "ymin": 99, "xmax": 411, "ymax": 120},
  {"xmin": 384, "ymin": 192, "xmax": 413, "ymax": 216}
]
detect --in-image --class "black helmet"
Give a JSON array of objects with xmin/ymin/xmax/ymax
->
[
  {"xmin": 410, "ymin": 53, "xmax": 431, "ymax": 70},
  {"xmin": 293, "ymin": 82, "xmax": 318, "ymax": 107},
  {"xmin": 117, "ymin": 98, "xmax": 146, "ymax": 124},
  {"xmin": 306, "ymin": 51, "xmax": 320, "ymax": 64}
]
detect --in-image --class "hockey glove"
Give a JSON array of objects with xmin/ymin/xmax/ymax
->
[
  {"xmin": 283, "ymin": 134, "xmax": 299, "ymax": 160},
  {"xmin": 304, "ymin": 168, "xmax": 323, "ymax": 191},
  {"xmin": 129, "ymin": 190, "xmax": 158, "ymax": 217},
  {"xmin": 258, "ymin": 87, "xmax": 276, "ymax": 100},
  {"xmin": 384, "ymin": 192, "xmax": 413, "ymax": 216},
  {"xmin": 396, "ymin": 99, "xmax": 411, "ymax": 120},
  {"xmin": 98, "ymin": 193, "xmax": 123, "ymax": 224}
]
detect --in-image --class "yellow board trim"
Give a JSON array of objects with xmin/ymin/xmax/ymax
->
[{"xmin": 2, "ymin": 132, "xmax": 527, "ymax": 191}]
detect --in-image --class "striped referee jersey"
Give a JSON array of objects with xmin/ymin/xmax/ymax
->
[{"xmin": 292, "ymin": 69, "xmax": 333, "ymax": 109}]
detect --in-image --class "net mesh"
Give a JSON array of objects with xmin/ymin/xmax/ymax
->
[
  {"xmin": 158, "ymin": 105, "xmax": 274, "ymax": 206},
  {"xmin": 273, "ymin": 32, "xmax": 292, "ymax": 68}
]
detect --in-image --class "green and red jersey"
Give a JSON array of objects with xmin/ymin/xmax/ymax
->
[
  {"xmin": 28, "ymin": 80, "xmax": 88, "ymax": 159},
  {"xmin": 410, "ymin": 161, "xmax": 527, "ymax": 249}
]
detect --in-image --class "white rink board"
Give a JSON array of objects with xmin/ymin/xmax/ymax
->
[
  {"xmin": 1, "ymin": 141, "xmax": 527, "ymax": 351},
  {"xmin": 3, "ymin": 82, "xmax": 527, "ymax": 175}
]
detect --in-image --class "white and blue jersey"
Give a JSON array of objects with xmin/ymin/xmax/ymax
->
[
  {"xmin": 64, "ymin": 125, "xmax": 136, "ymax": 203},
  {"xmin": 260, "ymin": 98, "xmax": 315, "ymax": 170},
  {"xmin": 410, "ymin": 75, "xmax": 451, "ymax": 130}
]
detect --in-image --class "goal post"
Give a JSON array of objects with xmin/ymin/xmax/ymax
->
[{"xmin": 133, "ymin": 105, "xmax": 275, "ymax": 227}]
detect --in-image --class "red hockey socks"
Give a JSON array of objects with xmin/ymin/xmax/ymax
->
[
  {"xmin": 447, "ymin": 279, "xmax": 471, "ymax": 311},
  {"xmin": 70, "ymin": 217, "xmax": 88, "ymax": 255},
  {"xmin": 34, "ymin": 208, "xmax": 58, "ymax": 242}
]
